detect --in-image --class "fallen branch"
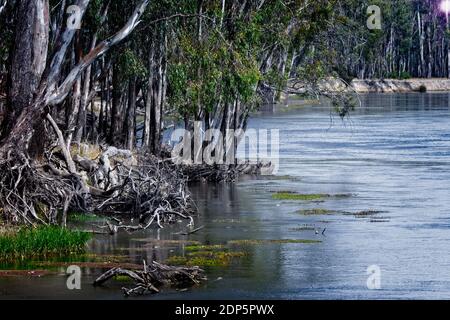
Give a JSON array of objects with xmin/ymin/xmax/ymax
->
[{"xmin": 93, "ymin": 260, "xmax": 206, "ymax": 296}]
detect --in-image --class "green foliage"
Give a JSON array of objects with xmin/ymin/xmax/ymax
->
[
  {"xmin": 117, "ymin": 48, "xmax": 147, "ymax": 80},
  {"xmin": 387, "ymin": 71, "xmax": 411, "ymax": 80}
]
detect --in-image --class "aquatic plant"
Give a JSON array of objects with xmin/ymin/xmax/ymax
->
[
  {"xmin": 185, "ymin": 244, "xmax": 226, "ymax": 252},
  {"xmin": 345, "ymin": 210, "xmax": 383, "ymax": 217},
  {"xmin": 296, "ymin": 209, "xmax": 336, "ymax": 215},
  {"xmin": 272, "ymin": 192, "xmax": 352, "ymax": 201},
  {"xmin": 228, "ymin": 239, "xmax": 321, "ymax": 245},
  {"xmin": 166, "ymin": 251, "xmax": 246, "ymax": 267},
  {"xmin": 0, "ymin": 226, "xmax": 91, "ymax": 260},
  {"xmin": 272, "ymin": 193, "xmax": 329, "ymax": 201}
]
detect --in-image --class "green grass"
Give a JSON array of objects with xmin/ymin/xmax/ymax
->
[{"xmin": 0, "ymin": 226, "xmax": 91, "ymax": 260}]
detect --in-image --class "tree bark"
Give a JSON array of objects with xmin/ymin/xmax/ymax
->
[
  {"xmin": 2, "ymin": 0, "xmax": 49, "ymax": 145},
  {"xmin": 124, "ymin": 77, "xmax": 137, "ymax": 150}
]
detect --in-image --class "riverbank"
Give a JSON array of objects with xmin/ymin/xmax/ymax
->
[
  {"xmin": 284, "ymin": 78, "xmax": 450, "ymax": 95},
  {"xmin": 350, "ymin": 78, "xmax": 450, "ymax": 93}
]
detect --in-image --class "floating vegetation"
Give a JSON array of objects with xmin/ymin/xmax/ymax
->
[
  {"xmin": 228, "ymin": 239, "xmax": 321, "ymax": 246},
  {"xmin": 344, "ymin": 210, "xmax": 384, "ymax": 217},
  {"xmin": 0, "ymin": 226, "xmax": 91, "ymax": 261},
  {"xmin": 296, "ymin": 208, "xmax": 337, "ymax": 216},
  {"xmin": 166, "ymin": 250, "xmax": 246, "ymax": 267},
  {"xmin": 272, "ymin": 192, "xmax": 328, "ymax": 201},
  {"xmin": 188, "ymin": 251, "xmax": 246, "ymax": 267},
  {"xmin": 185, "ymin": 244, "xmax": 226, "ymax": 252},
  {"xmin": 272, "ymin": 192, "xmax": 352, "ymax": 201}
]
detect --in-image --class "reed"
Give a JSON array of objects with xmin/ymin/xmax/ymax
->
[{"xmin": 0, "ymin": 226, "xmax": 91, "ymax": 260}]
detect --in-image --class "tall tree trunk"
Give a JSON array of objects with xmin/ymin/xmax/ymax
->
[
  {"xmin": 1, "ymin": 0, "xmax": 49, "ymax": 152},
  {"xmin": 143, "ymin": 43, "xmax": 155, "ymax": 150},
  {"xmin": 109, "ymin": 65, "xmax": 123, "ymax": 145},
  {"xmin": 124, "ymin": 77, "xmax": 136, "ymax": 150}
]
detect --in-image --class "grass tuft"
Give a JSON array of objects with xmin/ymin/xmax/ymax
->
[{"xmin": 0, "ymin": 226, "xmax": 91, "ymax": 260}]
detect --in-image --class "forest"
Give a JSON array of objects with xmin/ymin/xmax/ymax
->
[{"xmin": 0, "ymin": 0, "xmax": 449, "ymax": 228}]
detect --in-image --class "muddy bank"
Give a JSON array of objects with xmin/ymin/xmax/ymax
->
[{"xmin": 350, "ymin": 78, "xmax": 450, "ymax": 93}]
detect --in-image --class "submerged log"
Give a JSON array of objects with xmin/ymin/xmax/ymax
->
[{"xmin": 93, "ymin": 260, "xmax": 206, "ymax": 296}]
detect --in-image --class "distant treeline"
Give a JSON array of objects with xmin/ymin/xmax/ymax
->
[{"xmin": 331, "ymin": 0, "xmax": 450, "ymax": 80}]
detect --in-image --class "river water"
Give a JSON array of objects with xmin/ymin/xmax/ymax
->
[{"xmin": 1, "ymin": 93, "xmax": 450, "ymax": 300}]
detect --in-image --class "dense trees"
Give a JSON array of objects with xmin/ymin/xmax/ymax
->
[
  {"xmin": 329, "ymin": 0, "xmax": 450, "ymax": 80},
  {"xmin": 0, "ymin": 0, "xmax": 447, "ymax": 225},
  {"xmin": 0, "ymin": 0, "xmax": 342, "ymax": 158},
  {"xmin": 0, "ymin": 0, "xmax": 342, "ymax": 225}
]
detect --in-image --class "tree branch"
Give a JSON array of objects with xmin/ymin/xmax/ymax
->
[
  {"xmin": 46, "ymin": 0, "xmax": 90, "ymax": 88},
  {"xmin": 0, "ymin": 0, "xmax": 7, "ymax": 15},
  {"xmin": 46, "ymin": 113, "xmax": 77, "ymax": 174},
  {"xmin": 45, "ymin": 0, "xmax": 150, "ymax": 106}
]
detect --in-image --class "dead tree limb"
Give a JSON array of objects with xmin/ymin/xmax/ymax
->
[
  {"xmin": 0, "ymin": 0, "xmax": 7, "ymax": 15},
  {"xmin": 93, "ymin": 260, "xmax": 206, "ymax": 296},
  {"xmin": 46, "ymin": 114, "xmax": 77, "ymax": 174},
  {"xmin": 46, "ymin": 0, "xmax": 150, "ymax": 106}
]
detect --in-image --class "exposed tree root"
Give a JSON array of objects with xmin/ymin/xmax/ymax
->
[
  {"xmin": 0, "ymin": 144, "xmax": 194, "ymax": 229},
  {"xmin": 181, "ymin": 161, "xmax": 275, "ymax": 182},
  {"xmin": 93, "ymin": 260, "xmax": 206, "ymax": 296}
]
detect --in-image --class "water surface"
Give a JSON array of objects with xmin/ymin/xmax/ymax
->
[{"xmin": 1, "ymin": 93, "xmax": 450, "ymax": 299}]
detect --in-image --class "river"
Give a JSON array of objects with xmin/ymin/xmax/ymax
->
[{"xmin": 1, "ymin": 93, "xmax": 450, "ymax": 300}]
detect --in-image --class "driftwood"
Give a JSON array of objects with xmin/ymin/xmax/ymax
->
[{"xmin": 93, "ymin": 260, "xmax": 206, "ymax": 296}]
